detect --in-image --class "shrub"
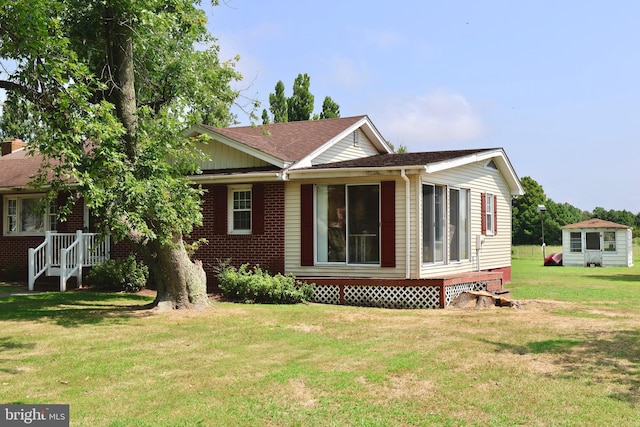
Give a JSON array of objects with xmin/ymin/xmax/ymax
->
[
  {"xmin": 88, "ymin": 255, "xmax": 149, "ymax": 293},
  {"xmin": 216, "ymin": 262, "xmax": 315, "ymax": 304}
]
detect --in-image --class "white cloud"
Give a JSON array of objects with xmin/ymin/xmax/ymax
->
[{"xmin": 378, "ymin": 90, "xmax": 486, "ymax": 148}]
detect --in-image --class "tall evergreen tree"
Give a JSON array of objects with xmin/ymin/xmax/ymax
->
[
  {"xmin": 268, "ymin": 80, "xmax": 288, "ymax": 123},
  {"xmin": 287, "ymin": 73, "xmax": 314, "ymax": 122},
  {"xmin": 319, "ymin": 96, "xmax": 340, "ymax": 119}
]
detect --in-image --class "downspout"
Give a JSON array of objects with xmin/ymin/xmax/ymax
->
[{"xmin": 401, "ymin": 170, "xmax": 410, "ymax": 278}]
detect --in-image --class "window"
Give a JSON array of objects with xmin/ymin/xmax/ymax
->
[
  {"xmin": 485, "ymin": 193, "xmax": 494, "ymax": 235},
  {"xmin": 423, "ymin": 184, "xmax": 446, "ymax": 263},
  {"xmin": 316, "ymin": 184, "xmax": 379, "ymax": 265},
  {"xmin": 4, "ymin": 195, "xmax": 57, "ymax": 235},
  {"xmin": 604, "ymin": 231, "xmax": 616, "ymax": 252},
  {"xmin": 449, "ymin": 188, "xmax": 470, "ymax": 261},
  {"xmin": 228, "ymin": 187, "xmax": 251, "ymax": 234},
  {"xmin": 570, "ymin": 232, "xmax": 582, "ymax": 252}
]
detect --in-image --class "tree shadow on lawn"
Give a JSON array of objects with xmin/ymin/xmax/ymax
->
[
  {"xmin": 0, "ymin": 290, "xmax": 155, "ymax": 327},
  {"xmin": 481, "ymin": 329, "xmax": 640, "ymax": 404},
  {"xmin": 585, "ymin": 274, "xmax": 640, "ymax": 282}
]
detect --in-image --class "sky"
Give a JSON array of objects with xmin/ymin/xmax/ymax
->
[{"xmin": 205, "ymin": 0, "xmax": 640, "ymax": 214}]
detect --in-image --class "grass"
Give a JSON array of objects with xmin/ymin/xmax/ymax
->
[{"xmin": 1, "ymin": 249, "xmax": 640, "ymax": 426}]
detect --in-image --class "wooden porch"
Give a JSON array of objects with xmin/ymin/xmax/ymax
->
[
  {"xmin": 302, "ymin": 271, "xmax": 506, "ymax": 309},
  {"xmin": 28, "ymin": 231, "xmax": 111, "ymax": 291}
]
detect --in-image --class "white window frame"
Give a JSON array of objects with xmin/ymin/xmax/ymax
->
[
  {"xmin": 485, "ymin": 193, "xmax": 495, "ymax": 236},
  {"xmin": 3, "ymin": 194, "xmax": 57, "ymax": 236},
  {"xmin": 570, "ymin": 232, "xmax": 582, "ymax": 253},
  {"xmin": 603, "ymin": 231, "xmax": 616, "ymax": 252},
  {"xmin": 228, "ymin": 185, "xmax": 252, "ymax": 235},
  {"xmin": 449, "ymin": 187, "xmax": 470, "ymax": 262}
]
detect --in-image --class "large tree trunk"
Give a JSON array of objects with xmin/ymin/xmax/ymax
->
[{"xmin": 146, "ymin": 234, "xmax": 209, "ymax": 311}]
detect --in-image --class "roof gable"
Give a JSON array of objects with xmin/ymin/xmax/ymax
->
[
  {"xmin": 184, "ymin": 115, "xmax": 391, "ymax": 169},
  {"xmin": 289, "ymin": 148, "xmax": 524, "ymax": 196}
]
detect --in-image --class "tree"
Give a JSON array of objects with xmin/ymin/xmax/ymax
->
[
  {"xmin": 0, "ymin": 92, "xmax": 35, "ymax": 141},
  {"xmin": 287, "ymin": 73, "xmax": 314, "ymax": 122},
  {"xmin": 512, "ymin": 176, "xmax": 547, "ymax": 245},
  {"xmin": 0, "ymin": 0, "xmax": 241, "ymax": 310},
  {"xmin": 268, "ymin": 80, "xmax": 288, "ymax": 123},
  {"xmin": 318, "ymin": 96, "xmax": 340, "ymax": 119}
]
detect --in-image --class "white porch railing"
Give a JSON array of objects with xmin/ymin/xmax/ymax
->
[{"xmin": 28, "ymin": 231, "xmax": 111, "ymax": 291}]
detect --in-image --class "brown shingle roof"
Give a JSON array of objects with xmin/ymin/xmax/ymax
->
[
  {"xmin": 302, "ymin": 148, "xmax": 496, "ymax": 169},
  {"xmin": 561, "ymin": 218, "xmax": 631, "ymax": 229},
  {"xmin": 199, "ymin": 115, "xmax": 367, "ymax": 162},
  {"xmin": 0, "ymin": 149, "xmax": 49, "ymax": 189}
]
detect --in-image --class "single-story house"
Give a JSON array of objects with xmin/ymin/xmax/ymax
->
[
  {"xmin": 0, "ymin": 115, "xmax": 524, "ymax": 308},
  {"xmin": 561, "ymin": 218, "xmax": 633, "ymax": 267}
]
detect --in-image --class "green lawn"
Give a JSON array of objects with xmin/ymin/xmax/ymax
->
[{"xmin": 1, "ymin": 249, "xmax": 640, "ymax": 426}]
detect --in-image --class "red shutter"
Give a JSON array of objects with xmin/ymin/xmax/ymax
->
[
  {"xmin": 493, "ymin": 194, "xmax": 498, "ymax": 235},
  {"xmin": 252, "ymin": 184, "xmax": 265, "ymax": 235},
  {"xmin": 300, "ymin": 184, "xmax": 314, "ymax": 266},
  {"xmin": 380, "ymin": 181, "xmax": 396, "ymax": 268},
  {"xmin": 480, "ymin": 192, "xmax": 487, "ymax": 235},
  {"xmin": 213, "ymin": 185, "xmax": 227, "ymax": 235}
]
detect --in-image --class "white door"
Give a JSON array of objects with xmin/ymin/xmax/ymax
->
[{"xmin": 584, "ymin": 231, "xmax": 602, "ymax": 266}]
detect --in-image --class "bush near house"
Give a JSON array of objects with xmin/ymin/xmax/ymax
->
[
  {"xmin": 88, "ymin": 255, "xmax": 149, "ymax": 293},
  {"xmin": 216, "ymin": 262, "xmax": 314, "ymax": 304}
]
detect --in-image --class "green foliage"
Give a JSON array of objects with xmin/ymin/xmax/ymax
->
[
  {"xmin": 216, "ymin": 263, "xmax": 314, "ymax": 304},
  {"xmin": 88, "ymin": 255, "xmax": 149, "ymax": 293},
  {"xmin": 318, "ymin": 96, "xmax": 340, "ymax": 119},
  {"xmin": 268, "ymin": 80, "xmax": 288, "ymax": 123},
  {"xmin": 265, "ymin": 74, "xmax": 340, "ymax": 123},
  {"xmin": 287, "ymin": 73, "xmax": 314, "ymax": 122},
  {"xmin": 0, "ymin": 0, "xmax": 241, "ymax": 249}
]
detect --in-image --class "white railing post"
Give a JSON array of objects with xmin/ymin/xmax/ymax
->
[
  {"xmin": 28, "ymin": 248, "xmax": 35, "ymax": 291},
  {"xmin": 60, "ymin": 247, "xmax": 67, "ymax": 292},
  {"xmin": 76, "ymin": 230, "xmax": 84, "ymax": 287},
  {"xmin": 45, "ymin": 231, "xmax": 53, "ymax": 276}
]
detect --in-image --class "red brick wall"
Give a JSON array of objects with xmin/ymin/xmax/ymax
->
[
  {"xmin": 189, "ymin": 182, "xmax": 286, "ymax": 290},
  {"xmin": 0, "ymin": 183, "xmax": 287, "ymax": 290}
]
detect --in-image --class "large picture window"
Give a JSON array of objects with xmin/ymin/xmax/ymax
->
[
  {"xmin": 316, "ymin": 184, "xmax": 380, "ymax": 265},
  {"xmin": 423, "ymin": 184, "xmax": 446, "ymax": 263},
  {"xmin": 4, "ymin": 195, "xmax": 57, "ymax": 235}
]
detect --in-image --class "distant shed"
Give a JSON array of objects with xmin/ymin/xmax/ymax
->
[{"xmin": 561, "ymin": 219, "xmax": 633, "ymax": 267}]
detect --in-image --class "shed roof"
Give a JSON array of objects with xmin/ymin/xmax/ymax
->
[{"xmin": 561, "ymin": 218, "xmax": 631, "ymax": 229}]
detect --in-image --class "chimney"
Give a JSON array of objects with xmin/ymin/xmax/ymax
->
[{"xmin": 1, "ymin": 138, "xmax": 27, "ymax": 156}]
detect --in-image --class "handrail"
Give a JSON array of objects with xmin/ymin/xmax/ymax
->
[
  {"xmin": 59, "ymin": 235, "xmax": 82, "ymax": 292},
  {"xmin": 28, "ymin": 232, "xmax": 51, "ymax": 291},
  {"xmin": 27, "ymin": 231, "xmax": 111, "ymax": 291}
]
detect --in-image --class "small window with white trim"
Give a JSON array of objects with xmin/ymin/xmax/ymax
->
[
  {"xmin": 485, "ymin": 193, "xmax": 494, "ymax": 235},
  {"xmin": 604, "ymin": 231, "xmax": 616, "ymax": 252},
  {"xmin": 228, "ymin": 186, "xmax": 252, "ymax": 234}
]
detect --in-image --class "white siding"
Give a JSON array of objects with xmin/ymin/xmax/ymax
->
[
  {"xmin": 285, "ymin": 176, "xmax": 407, "ymax": 278},
  {"xmin": 418, "ymin": 161, "xmax": 513, "ymax": 278},
  {"xmin": 196, "ymin": 139, "xmax": 271, "ymax": 170},
  {"xmin": 312, "ymin": 129, "xmax": 381, "ymax": 165},
  {"xmin": 562, "ymin": 228, "xmax": 633, "ymax": 267}
]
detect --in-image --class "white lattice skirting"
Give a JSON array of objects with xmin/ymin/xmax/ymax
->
[{"xmin": 312, "ymin": 281, "xmax": 491, "ymax": 309}]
